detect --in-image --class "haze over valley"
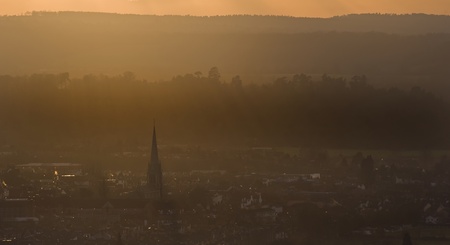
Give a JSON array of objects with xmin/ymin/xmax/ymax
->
[
  {"xmin": 1, "ymin": 13, "xmax": 450, "ymax": 97},
  {"xmin": 1, "ymin": 8, "xmax": 450, "ymax": 245}
]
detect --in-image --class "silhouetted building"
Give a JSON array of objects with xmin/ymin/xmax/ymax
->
[{"xmin": 144, "ymin": 125, "xmax": 163, "ymax": 199}]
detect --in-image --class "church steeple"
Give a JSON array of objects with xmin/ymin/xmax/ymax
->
[
  {"xmin": 150, "ymin": 124, "xmax": 159, "ymax": 166},
  {"xmin": 147, "ymin": 123, "xmax": 162, "ymax": 199}
]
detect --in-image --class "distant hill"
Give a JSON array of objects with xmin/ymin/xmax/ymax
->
[
  {"xmin": 4, "ymin": 12, "xmax": 450, "ymax": 34},
  {"xmin": 1, "ymin": 12, "xmax": 450, "ymax": 96}
]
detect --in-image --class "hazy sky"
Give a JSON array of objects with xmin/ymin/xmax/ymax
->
[{"xmin": 1, "ymin": 0, "xmax": 449, "ymax": 17}]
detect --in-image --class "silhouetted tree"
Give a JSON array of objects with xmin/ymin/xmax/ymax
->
[
  {"xmin": 194, "ymin": 71, "xmax": 203, "ymax": 78},
  {"xmin": 231, "ymin": 75, "xmax": 242, "ymax": 87},
  {"xmin": 208, "ymin": 67, "xmax": 221, "ymax": 82},
  {"xmin": 291, "ymin": 73, "xmax": 312, "ymax": 89}
]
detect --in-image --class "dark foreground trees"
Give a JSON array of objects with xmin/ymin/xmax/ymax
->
[{"xmin": 0, "ymin": 71, "xmax": 448, "ymax": 149}]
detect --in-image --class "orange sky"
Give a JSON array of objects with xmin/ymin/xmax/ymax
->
[{"xmin": 0, "ymin": 0, "xmax": 449, "ymax": 17}]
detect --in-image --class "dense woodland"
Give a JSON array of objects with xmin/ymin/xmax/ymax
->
[
  {"xmin": 1, "ymin": 12, "xmax": 450, "ymax": 98},
  {"xmin": 0, "ymin": 70, "xmax": 448, "ymax": 150},
  {"xmin": 1, "ymin": 12, "xmax": 450, "ymax": 150}
]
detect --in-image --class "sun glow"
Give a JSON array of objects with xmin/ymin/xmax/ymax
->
[{"xmin": 0, "ymin": 0, "xmax": 449, "ymax": 17}]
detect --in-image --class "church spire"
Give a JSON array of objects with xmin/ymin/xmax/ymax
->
[
  {"xmin": 150, "ymin": 124, "xmax": 159, "ymax": 165},
  {"xmin": 147, "ymin": 122, "xmax": 162, "ymax": 199}
]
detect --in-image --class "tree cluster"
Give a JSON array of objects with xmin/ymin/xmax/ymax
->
[
  {"xmin": 0, "ymin": 70, "xmax": 448, "ymax": 149},
  {"xmin": 1, "ymin": 13, "xmax": 450, "ymax": 98}
]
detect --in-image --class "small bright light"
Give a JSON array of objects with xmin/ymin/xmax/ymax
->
[{"xmin": 61, "ymin": 174, "xmax": 75, "ymax": 177}]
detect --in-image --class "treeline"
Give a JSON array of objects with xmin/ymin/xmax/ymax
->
[
  {"xmin": 0, "ymin": 70, "xmax": 448, "ymax": 149},
  {"xmin": 1, "ymin": 12, "xmax": 450, "ymax": 98}
]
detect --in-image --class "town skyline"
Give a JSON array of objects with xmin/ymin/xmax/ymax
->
[{"xmin": 1, "ymin": 3, "xmax": 450, "ymax": 244}]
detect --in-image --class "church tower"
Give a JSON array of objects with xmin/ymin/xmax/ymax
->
[{"xmin": 147, "ymin": 124, "xmax": 163, "ymax": 199}]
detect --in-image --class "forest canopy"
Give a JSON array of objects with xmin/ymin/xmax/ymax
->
[{"xmin": 0, "ymin": 70, "xmax": 448, "ymax": 150}]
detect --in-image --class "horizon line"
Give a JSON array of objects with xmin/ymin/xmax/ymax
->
[{"xmin": 3, "ymin": 10, "xmax": 450, "ymax": 19}]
